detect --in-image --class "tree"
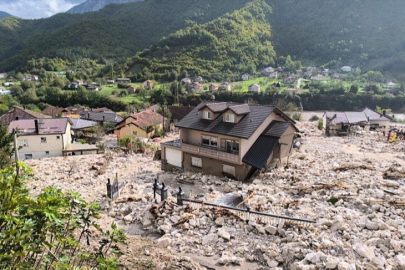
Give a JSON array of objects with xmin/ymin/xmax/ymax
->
[
  {"xmin": 0, "ymin": 124, "xmax": 13, "ymax": 168},
  {"xmin": 349, "ymin": 85, "xmax": 359, "ymax": 94},
  {"xmin": 0, "ymin": 164, "xmax": 127, "ymax": 269}
]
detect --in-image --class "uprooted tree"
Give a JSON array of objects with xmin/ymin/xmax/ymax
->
[{"xmin": 0, "ymin": 163, "xmax": 127, "ymax": 269}]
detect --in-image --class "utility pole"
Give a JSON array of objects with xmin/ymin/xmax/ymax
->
[
  {"xmin": 162, "ymin": 105, "xmax": 165, "ymax": 138},
  {"xmin": 13, "ymin": 129, "xmax": 19, "ymax": 172}
]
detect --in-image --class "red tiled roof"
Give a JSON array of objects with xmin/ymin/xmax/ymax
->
[
  {"xmin": 128, "ymin": 110, "xmax": 164, "ymax": 130},
  {"xmin": 41, "ymin": 106, "xmax": 66, "ymax": 117},
  {"xmin": 8, "ymin": 118, "xmax": 70, "ymax": 135},
  {"xmin": 0, "ymin": 107, "xmax": 46, "ymax": 126}
]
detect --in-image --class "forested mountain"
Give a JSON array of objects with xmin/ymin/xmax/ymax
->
[
  {"xmin": 1, "ymin": 0, "xmax": 405, "ymax": 79},
  {"xmin": 0, "ymin": 0, "xmax": 251, "ymax": 70},
  {"xmin": 0, "ymin": 11, "xmax": 12, "ymax": 20},
  {"xmin": 67, "ymin": 0, "xmax": 142, "ymax": 14},
  {"xmin": 120, "ymin": 0, "xmax": 275, "ymax": 81}
]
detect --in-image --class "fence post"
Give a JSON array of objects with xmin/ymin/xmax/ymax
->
[
  {"xmin": 246, "ymin": 206, "xmax": 250, "ymax": 223},
  {"xmin": 153, "ymin": 178, "xmax": 158, "ymax": 200},
  {"xmin": 177, "ymin": 187, "xmax": 183, "ymax": 205},
  {"xmin": 161, "ymin": 182, "xmax": 168, "ymax": 202},
  {"xmin": 106, "ymin": 178, "xmax": 112, "ymax": 199}
]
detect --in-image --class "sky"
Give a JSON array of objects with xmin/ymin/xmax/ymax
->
[{"xmin": 0, "ymin": 0, "xmax": 85, "ymax": 19}]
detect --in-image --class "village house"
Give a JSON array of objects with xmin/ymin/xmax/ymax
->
[
  {"xmin": 0, "ymin": 87, "xmax": 11, "ymax": 95},
  {"xmin": 194, "ymin": 76, "xmax": 203, "ymax": 83},
  {"xmin": 4, "ymin": 82, "xmax": 13, "ymax": 87},
  {"xmin": 161, "ymin": 101, "xmax": 299, "ymax": 180},
  {"xmin": 0, "ymin": 106, "xmax": 46, "ymax": 126},
  {"xmin": 283, "ymin": 75, "xmax": 295, "ymax": 84},
  {"xmin": 340, "ymin": 66, "xmax": 352, "ymax": 72},
  {"xmin": 310, "ymin": 74, "xmax": 325, "ymax": 81},
  {"xmin": 41, "ymin": 106, "xmax": 68, "ymax": 118},
  {"xmin": 385, "ymin": 82, "xmax": 397, "ymax": 89},
  {"xmin": 81, "ymin": 111, "xmax": 123, "ymax": 126},
  {"xmin": 181, "ymin": 78, "xmax": 191, "ymax": 86},
  {"xmin": 323, "ymin": 108, "xmax": 391, "ymax": 136},
  {"xmin": 0, "ymin": 73, "xmax": 8, "ymax": 79},
  {"xmin": 107, "ymin": 79, "xmax": 115, "ymax": 84},
  {"xmin": 261, "ymin": 67, "xmax": 275, "ymax": 76},
  {"xmin": 143, "ymin": 80, "xmax": 154, "ymax": 89},
  {"xmin": 190, "ymin": 82, "xmax": 203, "ymax": 92},
  {"xmin": 168, "ymin": 105, "xmax": 195, "ymax": 131},
  {"xmin": 269, "ymin": 71, "xmax": 278, "ymax": 78},
  {"xmin": 116, "ymin": 78, "xmax": 131, "ymax": 84},
  {"xmin": 8, "ymin": 118, "xmax": 73, "ymax": 159},
  {"xmin": 241, "ymin": 74, "xmax": 249, "ymax": 81},
  {"xmin": 69, "ymin": 118, "xmax": 98, "ymax": 136},
  {"xmin": 248, "ymin": 83, "xmax": 260, "ymax": 93},
  {"xmin": 220, "ymin": 82, "xmax": 232, "ymax": 91},
  {"xmin": 114, "ymin": 109, "xmax": 165, "ymax": 139},
  {"xmin": 86, "ymin": 85, "xmax": 99, "ymax": 91},
  {"xmin": 128, "ymin": 86, "xmax": 136, "ymax": 93},
  {"xmin": 209, "ymin": 83, "xmax": 219, "ymax": 92}
]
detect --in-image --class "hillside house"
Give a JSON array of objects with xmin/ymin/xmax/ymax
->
[
  {"xmin": 0, "ymin": 73, "xmax": 7, "ymax": 79},
  {"xmin": 269, "ymin": 71, "xmax": 278, "ymax": 78},
  {"xmin": 168, "ymin": 106, "xmax": 195, "ymax": 131},
  {"xmin": 248, "ymin": 83, "xmax": 260, "ymax": 93},
  {"xmin": 86, "ymin": 85, "xmax": 99, "ymax": 91},
  {"xmin": 385, "ymin": 82, "xmax": 397, "ymax": 89},
  {"xmin": 107, "ymin": 80, "xmax": 115, "ymax": 84},
  {"xmin": 220, "ymin": 82, "xmax": 232, "ymax": 91},
  {"xmin": 340, "ymin": 66, "xmax": 352, "ymax": 72},
  {"xmin": 310, "ymin": 74, "xmax": 325, "ymax": 81},
  {"xmin": 0, "ymin": 106, "xmax": 46, "ymax": 126},
  {"xmin": 114, "ymin": 109, "xmax": 165, "ymax": 139},
  {"xmin": 143, "ymin": 80, "xmax": 154, "ymax": 89},
  {"xmin": 116, "ymin": 78, "xmax": 131, "ymax": 84},
  {"xmin": 194, "ymin": 76, "xmax": 203, "ymax": 83},
  {"xmin": 261, "ymin": 67, "xmax": 275, "ymax": 76},
  {"xmin": 323, "ymin": 108, "xmax": 390, "ymax": 136},
  {"xmin": 209, "ymin": 83, "xmax": 219, "ymax": 92},
  {"xmin": 181, "ymin": 78, "xmax": 191, "ymax": 86},
  {"xmin": 241, "ymin": 74, "xmax": 249, "ymax": 81},
  {"xmin": 4, "ymin": 82, "xmax": 13, "ymax": 87},
  {"xmin": 0, "ymin": 88, "xmax": 11, "ymax": 95},
  {"xmin": 190, "ymin": 82, "xmax": 203, "ymax": 92},
  {"xmin": 161, "ymin": 102, "xmax": 299, "ymax": 180}
]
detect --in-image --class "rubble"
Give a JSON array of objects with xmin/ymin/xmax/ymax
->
[{"xmin": 23, "ymin": 122, "xmax": 405, "ymax": 269}]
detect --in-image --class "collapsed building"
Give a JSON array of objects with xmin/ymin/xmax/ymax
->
[{"xmin": 323, "ymin": 108, "xmax": 391, "ymax": 136}]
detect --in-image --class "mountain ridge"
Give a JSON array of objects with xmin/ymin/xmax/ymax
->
[
  {"xmin": 67, "ymin": 0, "xmax": 143, "ymax": 14},
  {"xmin": 0, "ymin": 11, "xmax": 12, "ymax": 20}
]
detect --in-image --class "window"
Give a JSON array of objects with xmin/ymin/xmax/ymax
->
[
  {"xmin": 56, "ymin": 136, "xmax": 60, "ymax": 140},
  {"xmin": 191, "ymin": 156, "xmax": 202, "ymax": 168},
  {"xmin": 226, "ymin": 140, "xmax": 239, "ymax": 154},
  {"xmin": 40, "ymin": 137, "xmax": 47, "ymax": 143},
  {"xmin": 202, "ymin": 135, "xmax": 217, "ymax": 148},
  {"xmin": 24, "ymin": 154, "xmax": 33, "ymax": 160},
  {"xmin": 18, "ymin": 140, "xmax": 28, "ymax": 147},
  {"xmin": 203, "ymin": 111, "xmax": 212, "ymax": 120},
  {"xmin": 225, "ymin": 113, "xmax": 235, "ymax": 123},
  {"xmin": 223, "ymin": 164, "xmax": 236, "ymax": 176},
  {"xmin": 45, "ymin": 151, "xmax": 49, "ymax": 155}
]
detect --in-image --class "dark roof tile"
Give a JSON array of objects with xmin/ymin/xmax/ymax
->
[
  {"xmin": 242, "ymin": 136, "xmax": 278, "ymax": 169},
  {"xmin": 264, "ymin": 121, "xmax": 290, "ymax": 137},
  {"xmin": 8, "ymin": 118, "xmax": 69, "ymax": 135}
]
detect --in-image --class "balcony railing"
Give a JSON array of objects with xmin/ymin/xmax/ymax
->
[{"xmin": 181, "ymin": 141, "xmax": 240, "ymax": 164}]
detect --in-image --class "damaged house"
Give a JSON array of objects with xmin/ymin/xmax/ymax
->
[
  {"xmin": 161, "ymin": 102, "xmax": 298, "ymax": 180},
  {"xmin": 323, "ymin": 108, "xmax": 391, "ymax": 136}
]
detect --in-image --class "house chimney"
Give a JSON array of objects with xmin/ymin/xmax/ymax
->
[
  {"xmin": 383, "ymin": 110, "xmax": 386, "ymax": 116},
  {"xmin": 87, "ymin": 113, "xmax": 90, "ymax": 118},
  {"xmin": 34, "ymin": 119, "xmax": 39, "ymax": 134}
]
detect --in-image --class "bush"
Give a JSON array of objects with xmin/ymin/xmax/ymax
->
[
  {"xmin": 292, "ymin": 113, "xmax": 303, "ymax": 121},
  {"xmin": 318, "ymin": 119, "xmax": 323, "ymax": 130},
  {"xmin": 77, "ymin": 138, "xmax": 87, "ymax": 144},
  {"xmin": 309, "ymin": 115, "xmax": 319, "ymax": 121}
]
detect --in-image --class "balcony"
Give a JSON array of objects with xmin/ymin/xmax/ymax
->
[{"xmin": 181, "ymin": 141, "xmax": 240, "ymax": 164}]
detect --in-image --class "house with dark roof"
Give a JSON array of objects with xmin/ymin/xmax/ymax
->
[
  {"xmin": 80, "ymin": 111, "xmax": 123, "ymax": 125},
  {"xmin": 168, "ymin": 106, "xmax": 195, "ymax": 130},
  {"xmin": 323, "ymin": 108, "xmax": 390, "ymax": 136},
  {"xmin": 114, "ymin": 109, "xmax": 165, "ymax": 139},
  {"xmin": 0, "ymin": 106, "xmax": 46, "ymax": 126},
  {"xmin": 8, "ymin": 118, "xmax": 73, "ymax": 159},
  {"xmin": 161, "ymin": 101, "xmax": 298, "ymax": 180}
]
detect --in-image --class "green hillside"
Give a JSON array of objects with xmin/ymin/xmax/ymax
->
[
  {"xmin": 0, "ymin": 0, "xmax": 251, "ymax": 70},
  {"xmin": 120, "ymin": 0, "xmax": 275, "ymax": 81},
  {"xmin": 266, "ymin": 0, "xmax": 405, "ymax": 78}
]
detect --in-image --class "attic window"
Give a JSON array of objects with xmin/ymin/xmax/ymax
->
[
  {"xmin": 225, "ymin": 113, "xmax": 235, "ymax": 123},
  {"xmin": 203, "ymin": 111, "xmax": 212, "ymax": 120}
]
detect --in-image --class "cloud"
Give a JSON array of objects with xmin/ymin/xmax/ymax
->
[{"xmin": 0, "ymin": 0, "xmax": 86, "ymax": 19}]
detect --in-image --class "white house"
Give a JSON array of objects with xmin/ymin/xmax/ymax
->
[
  {"xmin": 194, "ymin": 76, "xmax": 203, "ymax": 83},
  {"xmin": 220, "ymin": 82, "xmax": 232, "ymax": 91},
  {"xmin": 0, "ymin": 89, "xmax": 11, "ymax": 95},
  {"xmin": 248, "ymin": 83, "xmax": 260, "ymax": 93},
  {"xmin": 340, "ymin": 66, "xmax": 352, "ymax": 72},
  {"xmin": 385, "ymin": 82, "xmax": 397, "ymax": 89},
  {"xmin": 8, "ymin": 118, "xmax": 73, "ymax": 160},
  {"xmin": 241, "ymin": 74, "xmax": 249, "ymax": 81}
]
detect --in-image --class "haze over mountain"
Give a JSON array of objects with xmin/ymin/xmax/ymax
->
[
  {"xmin": 0, "ymin": 11, "xmax": 12, "ymax": 20},
  {"xmin": 1, "ymin": 0, "xmax": 405, "ymax": 79},
  {"xmin": 67, "ymin": 0, "xmax": 142, "ymax": 14}
]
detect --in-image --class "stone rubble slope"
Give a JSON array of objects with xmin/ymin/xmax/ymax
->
[{"xmin": 24, "ymin": 122, "xmax": 405, "ymax": 269}]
